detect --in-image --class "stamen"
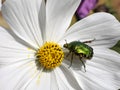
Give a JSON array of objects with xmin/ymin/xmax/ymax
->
[{"xmin": 36, "ymin": 42, "xmax": 64, "ymax": 69}]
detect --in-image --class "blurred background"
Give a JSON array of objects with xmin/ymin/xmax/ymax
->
[
  {"xmin": 0, "ymin": 0, "xmax": 120, "ymax": 53},
  {"xmin": 97, "ymin": 0, "xmax": 120, "ymax": 21}
]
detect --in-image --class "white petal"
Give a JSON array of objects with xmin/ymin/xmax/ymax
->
[
  {"xmin": 24, "ymin": 69, "xmax": 51, "ymax": 90},
  {"xmin": 25, "ymin": 69, "xmax": 61, "ymax": 90},
  {"xmin": 53, "ymin": 65, "xmax": 82, "ymax": 90},
  {"xmin": 50, "ymin": 70, "xmax": 60, "ymax": 90},
  {"xmin": 0, "ymin": 27, "xmax": 42, "ymax": 89},
  {"xmin": 45, "ymin": 0, "xmax": 81, "ymax": 42},
  {"xmin": 91, "ymin": 48, "xmax": 120, "ymax": 73},
  {"xmin": 39, "ymin": 0, "xmax": 46, "ymax": 42},
  {"xmin": 0, "ymin": 60, "xmax": 40, "ymax": 90},
  {"xmin": 2, "ymin": 0, "xmax": 44, "ymax": 49},
  {"xmin": 24, "ymin": 67, "xmax": 81, "ymax": 90},
  {"xmin": 74, "ymin": 66, "xmax": 120, "ymax": 90},
  {"xmin": 0, "ymin": 27, "xmax": 35, "ymax": 66},
  {"xmin": 0, "ymin": 27, "xmax": 43, "ymax": 89},
  {"xmin": 60, "ymin": 12, "xmax": 120, "ymax": 48}
]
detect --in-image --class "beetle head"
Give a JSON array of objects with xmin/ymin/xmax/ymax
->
[
  {"xmin": 63, "ymin": 43, "xmax": 68, "ymax": 48},
  {"xmin": 63, "ymin": 40, "xmax": 69, "ymax": 48}
]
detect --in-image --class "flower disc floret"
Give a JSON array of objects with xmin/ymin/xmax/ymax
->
[{"xmin": 36, "ymin": 42, "xmax": 64, "ymax": 69}]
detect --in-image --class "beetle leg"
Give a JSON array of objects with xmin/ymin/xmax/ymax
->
[
  {"xmin": 66, "ymin": 51, "xmax": 71, "ymax": 57},
  {"xmin": 68, "ymin": 52, "xmax": 74, "ymax": 68},
  {"xmin": 82, "ymin": 39, "xmax": 95, "ymax": 43},
  {"xmin": 79, "ymin": 56, "xmax": 86, "ymax": 72}
]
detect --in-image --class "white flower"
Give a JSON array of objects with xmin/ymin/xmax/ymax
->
[{"xmin": 0, "ymin": 0, "xmax": 120, "ymax": 90}]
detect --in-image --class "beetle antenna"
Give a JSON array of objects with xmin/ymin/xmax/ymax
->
[{"xmin": 65, "ymin": 39, "xmax": 68, "ymax": 44}]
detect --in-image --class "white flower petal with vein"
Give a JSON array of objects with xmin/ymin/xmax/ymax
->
[{"xmin": 0, "ymin": 0, "xmax": 120, "ymax": 90}]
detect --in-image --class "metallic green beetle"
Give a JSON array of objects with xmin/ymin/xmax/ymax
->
[{"xmin": 63, "ymin": 40, "xmax": 94, "ymax": 71}]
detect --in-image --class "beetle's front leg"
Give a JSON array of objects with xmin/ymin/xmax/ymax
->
[
  {"xmin": 66, "ymin": 50, "xmax": 71, "ymax": 57},
  {"xmin": 68, "ymin": 52, "xmax": 74, "ymax": 68}
]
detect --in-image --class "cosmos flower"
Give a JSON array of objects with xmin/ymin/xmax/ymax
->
[
  {"xmin": 76, "ymin": 0, "xmax": 98, "ymax": 19},
  {"xmin": 0, "ymin": 0, "xmax": 120, "ymax": 90}
]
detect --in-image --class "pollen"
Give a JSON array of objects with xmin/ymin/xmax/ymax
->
[{"xmin": 36, "ymin": 42, "xmax": 64, "ymax": 70}]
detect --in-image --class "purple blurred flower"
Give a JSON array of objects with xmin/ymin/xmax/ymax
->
[{"xmin": 76, "ymin": 0, "xmax": 98, "ymax": 19}]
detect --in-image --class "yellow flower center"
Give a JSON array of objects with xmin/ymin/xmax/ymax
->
[{"xmin": 36, "ymin": 42, "xmax": 64, "ymax": 70}]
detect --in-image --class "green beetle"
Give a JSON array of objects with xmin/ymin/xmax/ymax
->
[{"xmin": 63, "ymin": 40, "xmax": 94, "ymax": 71}]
